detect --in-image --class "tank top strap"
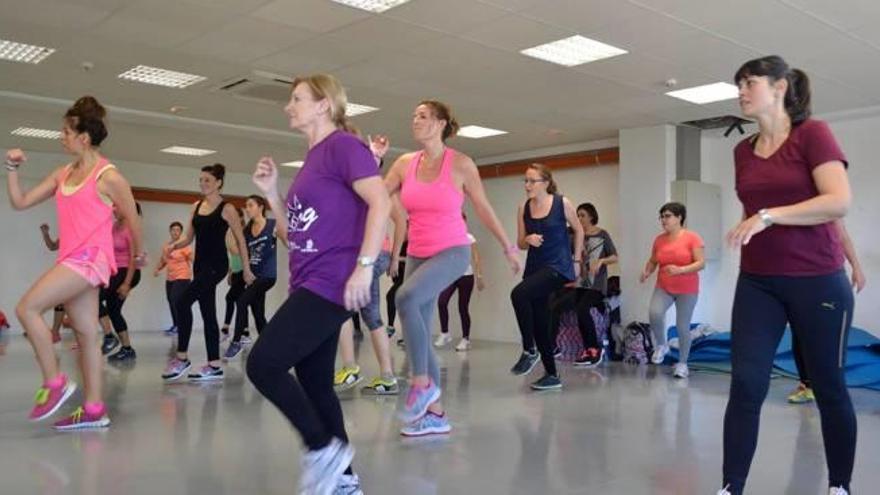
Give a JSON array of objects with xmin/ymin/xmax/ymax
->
[
  {"xmin": 439, "ymin": 148, "xmax": 455, "ymax": 183},
  {"xmin": 406, "ymin": 151, "xmax": 422, "ymax": 181}
]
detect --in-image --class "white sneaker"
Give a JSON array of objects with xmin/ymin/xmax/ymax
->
[
  {"xmin": 830, "ymin": 487, "xmax": 849, "ymax": 495},
  {"xmin": 433, "ymin": 333, "xmax": 452, "ymax": 347},
  {"xmin": 455, "ymin": 338, "xmax": 471, "ymax": 351},
  {"xmin": 334, "ymin": 473, "xmax": 364, "ymax": 495},
  {"xmin": 716, "ymin": 486, "xmax": 732, "ymax": 495},
  {"xmin": 298, "ymin": 438, "xmax": 354, "ymax": 495},
  {"xmin": 651, "ymin": 344, "xmax": 669, "ymax": 364},
  {"xmin": 673, "ymin": 362, "xmax": 689, "ymax": 379}
]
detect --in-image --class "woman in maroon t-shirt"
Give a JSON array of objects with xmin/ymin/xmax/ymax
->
[{"xmin": 719, "ymin": 56, "xmax": 856, "ymax": 495}]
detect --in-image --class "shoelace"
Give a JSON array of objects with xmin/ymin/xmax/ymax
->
[
  {"xmin": 67, "ymin": 407, "xmax": 85, "ymax": 424},
  {"xmin": 34, "ymin": 387, "xmax": 50, "ymax": 406}
]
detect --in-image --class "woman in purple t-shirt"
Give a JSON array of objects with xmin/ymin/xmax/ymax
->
[
  {"xmin": 719, "ymin": 56, "xmax": 856, "ymax": 495},
  {"xmin": 246, "ymin": 74, "xmax": 390, "ymax": 495}
]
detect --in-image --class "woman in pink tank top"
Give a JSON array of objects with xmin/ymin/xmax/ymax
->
[
  {"xmin": 384, "ymin": 100, "xmax": 521, "ymax": 436},
  {"xmin": 5, "ymin": 96, "xmax": 143, "ymax": 431}
]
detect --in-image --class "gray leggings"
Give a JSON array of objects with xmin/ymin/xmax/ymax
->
[
  {"xmin": 397, "ymin": 245, "xmax": 470, "ymax": 385},
  {"xmin": 649, "ymin": 287, "xmax": 698, "ymax": 363}
]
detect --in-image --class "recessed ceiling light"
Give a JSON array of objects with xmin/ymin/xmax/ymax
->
[
  {"xmin": 281, "ymin": 161, "xmax": 304, "ymax": 168},
  {"xmin": 666, "ymin": 82, "xmax": 739, "ymax": 104},
  {"xmin": 458, "ymin": 125, "xmax": 508, "ymax": 139},
  {"xmin": 160, "ymin": 146, "xmax": 216, "ymax": 157},
  {"xmin": 520, "ymin": 35, "xmax": 627, "ymax": 67},
  {"xmin": 10, "ymin": 127, "xmax": 62, "ymax": 139},
  {"xmin": 119, "ymin": 65, "xmax": 207, "ymax": 89},
  {"xmin": 347, "ymin": 103, "xmax": 379, "ymax": 117},
  {"xmin": 0, "ymin": 39, "xmax": 56, "ymax": 64},
  {"xmin": 330, "ymin": 0, "xmax": 412, "ymax": 13}
]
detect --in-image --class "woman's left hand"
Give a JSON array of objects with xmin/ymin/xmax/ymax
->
[
  {"xmin": 117, "ymin": 283, "xmax": 131, "ymax": 299},
  {"xmin": 727, "ymin": 214, "xmax": 769, "ymax": 248},
  {"xmin": 664, "ymin": 265, "xmax": 684, "ymax": 276},
  {"xmin": 243, "ymin": 268, "xmax": 256, "ymax": 286},
  {"xmin": 344, "ymin": 265, "xmax": 373, "ymax": 311}
]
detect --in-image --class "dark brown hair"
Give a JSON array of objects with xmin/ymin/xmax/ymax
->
[
  {"xmin": 64, "ymin": 96, "xmax": 108, "ymax": 146},
  {"xmin": 734, "ymin": 55, "xmax": 811, "ymax": 124},
  {"xmin": 201, "ymin": 163, "xmax": 226, "ymax": 189},
  {"xmin": 418, "ymin": 100, "xmax": 460, "ymax": 142}
]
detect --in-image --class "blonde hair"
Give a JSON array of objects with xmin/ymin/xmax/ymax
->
[
  {"xmin": 292, "ymin": 74, "xmax": 358, "ymax": 134},
  {"xmin": 527, "ymin": 163, "xmax": 558, "ymax": 194}
]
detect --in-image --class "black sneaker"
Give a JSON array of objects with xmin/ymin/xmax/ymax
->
[
  {"xmin": 553, "ymin": 346, "xmax": 563, "ymax": 359},
  {"xmin": 530, "ymin": 374, "xmax": 562, "ymax": 391},
  {"xmin": 386, "ymin": 326, "xmax": 396, "ymax": 338},
  {"xmin": 573, "ymin": 347, "xmax": 604, "ymax": 368},
  {"xmin": 510, "ymin": 351, "xmax": 540, "ymax": 376},
  {"xmin": 101, "ymin": 334, "xmax": 120, "ymax": 355},
  {"xmin": 108, "ymin": 346, "xmax": 136, "ymax": 362}
]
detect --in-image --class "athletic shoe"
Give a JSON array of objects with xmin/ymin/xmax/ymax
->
[
  {"xmin": 361, "ymin": 376, "xmax": 399, "ymax": 395},
  {"xmin": 108, "ymin": 346, "xmax": 136, "ymax": 362},
  {"xmin": 455, "ymin": 338, "xmax": 471, "ymax": 352},
  {"xmin": 334, "ymin": 473, "xmax": 364, "ymax": 495},
  {"xmin": 223, "ymin": 341, "xmax": 243, "ymax": 361},
  {"xmin": 188, "ymin": 364, "xmax": 224, "ymax": 382},
  {"xmin": 161, "ymin": 358, "xmax": 191, "ymax": 381},
  {"xmin": 29, "ymin": 375, "xmax": 77, "ymax": 421},
  {"xmin": 386, "ymin": 326, "xmax": 396, "ymax": 338},
  {"xmin": 101, "ymin": 334, "xmax": 119, "ymax": 355},
  {"xmin": 241, "ymin": 334, "xmax": 252, "ymax": 345},
  {"xmin": 573, "ymin": 347, "xmax": 604, "ymax": 368},
  {"xmin": 298, "ymin": 438, "xmax": 354, "ymax": 495},
  {"xmin": 830, "ymin": 487, "xmax": 849, "ymax": 495},
  {"xmin": 433, "ymin": 333, "xmax": 452, "ymax": 347},
  {"xmin": 396, "ymin": 338, "xmax": 406, "ymax": 348},
  {"xmin": 53, "ymin": 406, "xmax": 110, "ymax": 431},
  {"xmin": 530, "ymin": 374, "xmax": 562, "ymax": 391},
  {"xmin": 673, "ymin": 362, "xmax": 690, "ymax": 379},
  {"xmin": 400, "ymin": 411, "xmax": 452, "ymax": 437},
  {"xmin": 163, "ymin": 325, "xmax": 177, "ymax": 336},
  {"xmin": 399, "ymin": 380, "xmax": 441, "ymax": 423},
  {"xmin": 787, "ymin": 383, "xmax": 815, "ymax": 404},
  {"xmin": 553, "ymin": 346, "xmax": 563, "ymax": 359},
  {"xmin": 716, "ymin": 487, "xmax": 732, "ymax": 495},
  {"xmin": 510, "ymin": 351, "xmax": 540, "ymax": 376},
  {"xmin": 651, "ymin": 344, "xmax": 669, "ymax": 365},
  {"xmin": 333, "ymin": 366, "xmax": 362, "ymax": 391}
]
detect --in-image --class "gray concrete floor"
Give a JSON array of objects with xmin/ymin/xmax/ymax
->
[{"xmin": 0, "ymin": 330, "xmax": 878, "ymax": 494}]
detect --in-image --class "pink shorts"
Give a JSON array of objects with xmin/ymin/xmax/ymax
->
[{"xmin": 59, "ymin": 247, "xmax": 113, "ymax": 288}]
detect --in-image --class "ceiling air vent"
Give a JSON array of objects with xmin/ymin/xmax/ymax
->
[
  {"xmin": 681, "ymin": 115, "xmax": 752, "ymax": 137},
  {"xmin": 212, "ymin": 70, "xmax": 293, "ymax": 105}
]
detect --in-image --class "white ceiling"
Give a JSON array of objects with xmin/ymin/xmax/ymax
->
[{"xmin": 2, "ymin": 0, "xmax": 879, "ymax": 174}]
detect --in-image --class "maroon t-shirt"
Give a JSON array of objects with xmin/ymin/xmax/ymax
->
[{"xmin": 734, "ymin": 119, "xmax": 848, "ymax": 276}]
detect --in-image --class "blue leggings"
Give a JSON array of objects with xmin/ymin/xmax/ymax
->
[{"xmin": 722, "ymin": 270, "xmax": 856, "ymax": 494}]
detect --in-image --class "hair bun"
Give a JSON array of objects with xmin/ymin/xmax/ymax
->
[{"xmin": 72, "ymin": 96, "xmax": 106, "ymax": 120}]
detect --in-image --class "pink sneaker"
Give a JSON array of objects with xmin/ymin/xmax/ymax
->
[
  {"xmin": 29, "ymin": 375, "xmax": 77, "ymax": 421},
  {"xmin": 53, "ymin": 406, "xmax": 111, "ymax": 431}
]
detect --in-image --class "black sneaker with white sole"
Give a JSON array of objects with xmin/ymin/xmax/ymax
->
[
  {"xmin": 530, "ymin": 374, "xmax": 562, "ymax": 391},
  {"xmin": 573, "ymin": 347, "xmax": 604, "ymax": 368},
  {"xmin": 510, "ymin": 351, "xmax": 540, "ymax": 376}
]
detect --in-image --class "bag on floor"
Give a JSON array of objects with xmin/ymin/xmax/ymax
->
[
  {"xmin": 0, "ymin": 310, "xmax": 8, "ymax": 330},
  {"xmin": 555, "ymin": 311, "xmax": 583, "ymax": 361},
  {"xmin": 623, "ymin": 321, "xmax": 653, "ymax": 364}
]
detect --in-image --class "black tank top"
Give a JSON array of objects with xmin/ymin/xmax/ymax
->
[{"xmin": 193, "ymin": 200, "xmax": 229, "ymax": 274}]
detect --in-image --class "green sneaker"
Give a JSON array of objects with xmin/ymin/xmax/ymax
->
[{"xmin": 361, "ymin": 376, "xmax": 399, "ymax": 395}]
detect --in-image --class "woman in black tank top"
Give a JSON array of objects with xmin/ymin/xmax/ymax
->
[{"xmin": 161, "ymin": 164, "xmax": 254, "ymax": 383}]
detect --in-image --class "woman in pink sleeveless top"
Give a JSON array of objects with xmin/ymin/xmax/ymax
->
[
  {"xmin": 5, "ymin": 96, "xmax": 143, "ymax": 431},
  {"xmin": 384, "ymin": 100, "xmax": 521, "ymax": 436}
]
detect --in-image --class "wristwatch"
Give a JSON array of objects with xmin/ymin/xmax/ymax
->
[
  {"xmin": 758, "ymin": 208, "xmax": 774, "ymax": 227},
  {"xmin": 357, "ymin": 256, "xmax": 375, "ymax": 267}
]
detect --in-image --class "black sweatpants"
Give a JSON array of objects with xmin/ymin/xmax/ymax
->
[
  {"xmin": 99, "ymin": 268, "xmax": 141, "ymax": 334},
  {"xmin": 511, "ymin": 267, "xmax": 567, "ymax": 376},
  {"xmin": 176, "ymin": 266, "xmax": 227, "ymax": 361},
  {"xmin": 232, "ymin": 277, "xmax": 276, "ymax": 342},
  {"xmin": 438, "ymin": 274, "xmax": 475, "ymax": 339},
  {"xmin": 548, "ymin": 287, "xmax": 605, "ymax": 350}
]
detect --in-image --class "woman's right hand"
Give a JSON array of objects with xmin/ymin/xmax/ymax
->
[
  {"xmin": 639, "ymin": 270, "xmax": 650, "ymax": 284},
  {"xmin": 5, "ymin": 148, "xmax": 26, "ymax": 167},
  {"xmin": 505, "ymin": 250, "xmax": 522, "ymax": 275},
  {"xmin": 253, "ymin": 156, "xmax": 278, "ymax": 195},
  {"xmin": 524, "ymin": 234, "xmax": 544, "ymax": 248},
  {"xmin": 387, "ymin": 255, "xmax": 400, "ymax": 278}
]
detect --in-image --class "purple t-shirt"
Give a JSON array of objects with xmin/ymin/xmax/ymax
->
[
  {"xmin": 286, "ymin": 130, "xmax": 378, "ymax": 306},
  {"xmin": 734, "ymin": 119, "xmax": 848, "ymax": 276}
]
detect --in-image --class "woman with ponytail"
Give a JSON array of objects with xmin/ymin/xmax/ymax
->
[
  {"xmin": 718, "ymin": 55, "xmax": 856, "ymax": 495},
  {"xmin": 6, "ymin": 96, "xmax": 143, "ymax": 430}
]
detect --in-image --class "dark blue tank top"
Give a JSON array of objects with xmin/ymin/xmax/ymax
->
[
  {"xmin": 246, "ymin": 218, "xmax": 277, "ymax": 279},
  {"xmin": 523, "ymin": 194, "xmax": 575, "ymax": 281}
]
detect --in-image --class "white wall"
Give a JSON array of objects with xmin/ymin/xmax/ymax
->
[
  {"xmin": 0, "ymin": 151, "xmax": 290, "ymax": 333},
  {"xmin": 697, "ymin": 113, "xmax": 880, "ymax": 337}
]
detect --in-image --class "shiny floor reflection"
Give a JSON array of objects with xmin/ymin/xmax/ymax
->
[{"xmin": 0, "ymin": 332, "xmax": 878, "ymax": 494}]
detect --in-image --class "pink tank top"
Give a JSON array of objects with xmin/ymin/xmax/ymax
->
[
  {"xmin": 399, "ymin": 148, "xmax": 470, "ymax": 258},
  {"xmin": 55, "ymin": 158, "xmax": 117, "ymax": 274}
]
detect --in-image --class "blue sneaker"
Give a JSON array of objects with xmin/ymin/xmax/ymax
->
[
  {"xmin": 400, "ymin": 412, "xmax": 452, "ymax": 437},
  {"xmin": 399, "ymin": 380, "xmax": 441, "ymax": 423},
  {"xmin": 163, "ymin": 325, "xmax": 177, "ymax": 336},
  {"xmin": 161, "ymin": 358, "xmax": 191, "ymax": 381},
  {"xmin": 223, "ymin": 341, "xmax": 243, "ymax": 361}
]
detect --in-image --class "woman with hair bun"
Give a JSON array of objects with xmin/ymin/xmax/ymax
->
[{"xmin": 5, "ymin": 95, "xmax": 143, "ymax": 430}]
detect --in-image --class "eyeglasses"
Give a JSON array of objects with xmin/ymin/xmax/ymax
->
[{"xmin": 523, "ymin": 179, "xmax": 547, "ymax": 185}]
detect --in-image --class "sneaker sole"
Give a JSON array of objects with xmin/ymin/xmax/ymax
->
[
  {"xmin": 511, "ymin": 356, "xmax": 540, "ymax": 376},
  {"xmin": 400, "ymin": 425, "xmax": 452, "ymax": 437},
  {"xmin": 530, "ymin": 383, "xmax": 563, "ymax": 391},
  {"xmin": 54, "ymin": 416, "xmax": 111, "ymax": 431},
  {"xmin": 30, "ymin": 382, "xmax": 78, "ymax": 422},
  {"xmin": 334, "ymin": 375, "xmax": 363, "ymax": 392},
  {"xmin": 222, "ymin": 348, "xmax": 243, "ymax": 361},
  {"xmin": 362, "ymin": 385, "xmax": 399, "ymax": 396},
  {"xmin": 314, "ymin": 442, "xmax": 355, "ymax": 495},
  {"xmin": 188, "ymin": 374, "xmax": 224, "ymax": 382}
]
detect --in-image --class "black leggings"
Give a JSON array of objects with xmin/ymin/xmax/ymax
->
[
  {"xmin": 510, "ymin": 267, "xmax": 567, "ymax": 376},
  {"xmin": 246, "ymin": 288, "xmax": 352, "ymax": 451},
  {"xmin": 223, "ymin": 271, "xmax": 246, "ymax": 328},
  {"xmin": 438, "ymin": 274, "xmax": 475, "ymax": 339},
  {"xmin": 549, "ymin": 287, "xmax": 605, "ymax": 350},
  {"xmin": 792, "ymin": 332, "xmax": 812, "ymax": 387},
  {"xmin": 176, "ymin": 266, "xmax": 227, "ymax": 361},
  {"xmin": 99, "ymin": 268, "xmax": 141, "ymax": 334},
  {"xmin": 722, "ymin": 271, "xmax": 856, "ymax": 494},
  {"xmin": 385, "ymin": 261, "xmax": 406, "ymax": 327},
  {"xmin": 165, "ymin": 279, "xmax": 190, "ymax": 329},
  {"xmin": 232, "ymin": 277, "xmax": 276, "ymax": 342}
]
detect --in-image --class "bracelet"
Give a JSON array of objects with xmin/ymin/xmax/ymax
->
[{"xmin": 5, "ymin": 163, "xmax": 19, "ymax": 172}]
